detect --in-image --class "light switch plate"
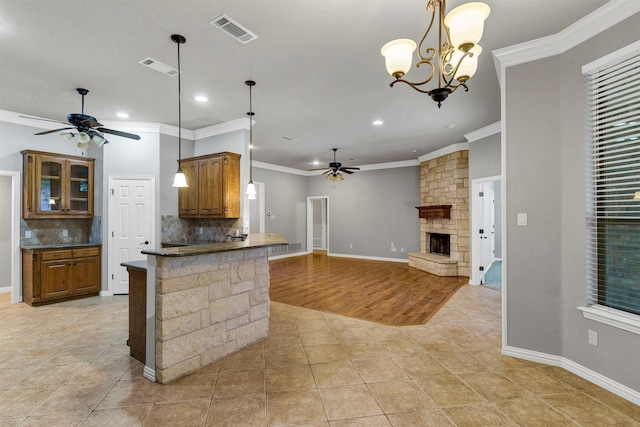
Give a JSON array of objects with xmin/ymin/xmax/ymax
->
[{"xmin": 517, "ymin": 213, "xmax": 527, "ymax": 226}]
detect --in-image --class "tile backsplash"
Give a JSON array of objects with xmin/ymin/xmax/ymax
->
[
  {"xmin": 161, "ymin": 215, "xmax": 242, "ymax": 243},
  {"xmin": 21, "ymin": 217, "xmax": 101, "ymax": 246}
]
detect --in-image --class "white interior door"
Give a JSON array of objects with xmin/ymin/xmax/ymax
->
[
  {"xmin": 480, "ymin": 183, "xmax": 495, "ymax": 282},
  {"xmin": 110, "ymin": 177, "xmax": 153, "ymax": 294}
]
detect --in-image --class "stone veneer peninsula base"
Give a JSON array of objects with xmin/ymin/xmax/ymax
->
[{"xmin": 142, "ymin": 233, "xmax": 287, "ymax": 384}]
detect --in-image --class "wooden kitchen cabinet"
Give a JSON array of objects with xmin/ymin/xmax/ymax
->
[
  {"xmin": 21, "ymin": 150, "xmax": 94, "ymax": 219},
  {"xmin": 22, "ymin": 246, "xmax": 101, "ymax": 306},
  {"xmin": 178, "ymin": 152, "xmax": 241, "ymax": 218}
]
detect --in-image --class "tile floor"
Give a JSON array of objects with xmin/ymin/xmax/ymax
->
[{"xmin": 0, "ymin": 285, "xmax": 639, "ymax": 426}]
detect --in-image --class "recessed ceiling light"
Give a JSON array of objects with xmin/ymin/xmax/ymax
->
[
  {"xmin": 194, "ymin": 95, "xmax": 208, "ymax": 103},
  {"xmin": 445, "ymin": 123, "xmax": 456, "ymax": 129},
  {"xmin": 312, "ymin": 161, "xmax": 320, "ymax": 166},
  {"xmin": 373, "ymin": 120, "xmax": 383, "ymax": 126},
  {"xmin": 412, "ymin": 149, "xmax": 418, "ymax": 153},
  {"xmin": 116, "ymin": 112, "xmax": 130, "ymax": 119}
]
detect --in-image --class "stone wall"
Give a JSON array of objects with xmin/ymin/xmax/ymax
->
[
  {"xmin": 154, "ymin": 247, "xmax": 270, "ymax": 383},
  {"xmin": 409, "ymin": 150, "xmax": 470, "ymax": 276}
]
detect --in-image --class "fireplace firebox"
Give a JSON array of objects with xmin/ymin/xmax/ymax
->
[{"xmin": 429, "ymin": 233, "xmax": 450, "ymax": 256}]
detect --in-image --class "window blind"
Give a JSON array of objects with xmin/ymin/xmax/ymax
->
[{"xmin": 585, "ymin": 42, "xmax": 640, "ymax": 316}]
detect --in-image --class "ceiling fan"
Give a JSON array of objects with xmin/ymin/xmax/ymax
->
[
  {"xmin": 310, "ymin": 148, "xmax": 360, "ymax": 181},
  {"xmin": 20, "ymin": 88, "xmax": 140, "ymax": 148}
]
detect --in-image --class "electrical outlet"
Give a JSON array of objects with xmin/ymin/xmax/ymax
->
[
  {"xmin": 62, "ymin": 229, "xmax": 68, "ymax": 237},
  {"xmin": 400, "ymin": 247, "xmax": 404, "ymax": 253},
  {"xmin": 588, "ymin": 330, "xmax": 598, "ymax": 346},
  {"xmin": 198, "ymin": 227, "xmax": 203, "ymax": 235},
  {"xmin": 349, "ymin": 244, "xmax": 353, "ymax": 249},
  {"xmin": 25, "ymin": 230, "xmax": 32, "ymax": 238}
]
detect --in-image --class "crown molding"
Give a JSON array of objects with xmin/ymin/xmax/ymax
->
[
  {"xmin": 418, "ymin": 142, "xmax": 468, "ymax": 163},
  {"xmin": 492, "ymin": 0, "xmax": 640, "ymax": 84},
  {"xmin": 465, "ymin": 121, "xmax": 501, "ymax": 142},
  {"xmin": 193, "ymin": 118, "xmax": 249, "ymax": 140},
  {"xmin": 253, "ymin": 158, "xmax": 420, "ymax": 176},
  {"xmin": 253, "ymin": 161, "xmax": 314, "ymax": 176}
]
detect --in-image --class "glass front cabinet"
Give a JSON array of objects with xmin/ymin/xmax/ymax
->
[{"xmin": 22, "ymin": 150, "xmax": 94, "ymax": 219}]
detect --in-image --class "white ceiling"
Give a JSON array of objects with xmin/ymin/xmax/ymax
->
[{"xmin": 0, "ymin": 0, "xmax": 607, "ymax": 170}]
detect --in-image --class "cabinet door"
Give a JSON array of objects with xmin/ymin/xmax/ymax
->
[
  {"xmin": 72, "ymin": 256, "xmax": 101, "ymax": 294},
  {"xmin": 40, "ymin": 260, "xmax": 72, "ymax": 300},
  {"xmin": 178, "ymin": 160, "xmax": 199, "ymax": 215},
  {"xmin": 67, "ymin": 159, "xmax": 93, "ymax": 216},
  {"xmin": 34, "ymin": 155, "xmax": 64, "ymax": 216},
  {"xmin": 199, "ymin": 157, "xmax": 223, "ymax": 215}
]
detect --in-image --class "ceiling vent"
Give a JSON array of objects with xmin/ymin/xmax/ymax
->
[
  {"xmin": 209, "ymin": 14, "xmax": 258, "ymax": 44},
  {"xmin": 138, "ymin": 58, "xmax": 179, "ymax": 77}
]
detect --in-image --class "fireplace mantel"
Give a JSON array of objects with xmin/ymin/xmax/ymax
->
[{"xmin": 416, "ymin": 205, "xmax": 452, "ymax": 219}]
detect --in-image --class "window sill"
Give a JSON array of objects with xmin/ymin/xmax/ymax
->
[{"xmin": 578, "ymin": 305, "xmax": 640, "ymax": 335}]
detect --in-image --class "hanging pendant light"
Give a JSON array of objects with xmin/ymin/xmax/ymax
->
[
  {"xmin": 171, "ymin": 34, "xmax": 189, "ymax": 188},
  {"xmin": 245, "ymin": 80, "xmax": 257, "ymax": 200}
]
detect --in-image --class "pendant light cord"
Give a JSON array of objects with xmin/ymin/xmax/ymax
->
[
  {"xmin": 177, "ymin": 40, "xmax": 182, "ymax": 162},
  {"xmin": 249, "ymin": 84, "xmax": 253, "ymax": 182}
]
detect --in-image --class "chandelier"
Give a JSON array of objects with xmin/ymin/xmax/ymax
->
[{"xmin": 381, "ymin": 0, "xmax": 490, "ymax": 107}]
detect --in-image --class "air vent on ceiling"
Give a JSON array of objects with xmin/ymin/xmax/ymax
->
[
  {"xmin": 209, "ymin": 14, "xmax": 258, "ymax": 44},
  {"xmin": 138, "ymin": 57, "xmax": 179, "ymax": 77}
]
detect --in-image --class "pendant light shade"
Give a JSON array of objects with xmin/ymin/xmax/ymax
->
[
  {"xmin": 171, "ymin": 34, "xmax": 189, "ymax": 188},
  {"xmin": 246, "ymin": 80, "xmax": 257, "ymax": 200}
]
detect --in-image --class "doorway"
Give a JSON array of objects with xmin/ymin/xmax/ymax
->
[
  {"xmin": 470, "ymin": 176, "xmax": 502, "ymax": 286},
  {"xmin": 307, "ymin": 196, "xmax": 328, "ymax": 254},
  {"xmin": 108, "ymin": 176, "xmax": 155, "ymax": 295},
  {"xmin": 0, "ymin": 171, "xmax": 20, "ymax": 302}
]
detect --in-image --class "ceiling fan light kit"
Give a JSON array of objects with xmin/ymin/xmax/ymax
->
[
  {"xmin": 171, "ymin": 34, "xmax": 189, "ymax": 188},
  {"xmin": 310, "ymin": 148, "xmax": 360, "ymax": 182},
  {"xmin": 381, "ymin": 0, "xmax": 490, "ymax": 107},
  {"xmin": 20, "ymin": 87, "xmax": 141, "ymax": 149}
]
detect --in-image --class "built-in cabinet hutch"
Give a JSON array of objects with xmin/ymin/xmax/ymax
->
[{"xmin": 21, "ymin": 150, "xmax": 100, "ymax": 306}]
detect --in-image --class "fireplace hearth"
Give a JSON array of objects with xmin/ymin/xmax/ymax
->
[{"xmin": 429, "ymin": 233, "xmax": 450, "ymax": 257}]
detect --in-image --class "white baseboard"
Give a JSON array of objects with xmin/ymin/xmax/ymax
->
[
  {"xmin": 143, "ymin": 365, "xmax": 156, "ymax": 382},
  {"xmin": 0, "ymin": 286, "xmax": 11, "ymax": 293},
  {"xmin": 503, "ymin": 345, "xmax": 640, "ymax": 405},
  {"xmin": 268, "ymin": 251, "xmax": 308, "ymax": 260},
  {"xmin": 329, "ymin": 253, "xmax": 409, "ymax": 263}
]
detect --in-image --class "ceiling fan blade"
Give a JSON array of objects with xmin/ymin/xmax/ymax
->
[
  {"xmin": 19, "ymin": 115, "xmax": 69, "ymax": 125},
  {"xmin": 34, "ymin": 127, "xmax": 74, "ymax": 135},
  {"xmin": 340, "ymin": 169, "xmax": 355, "ymax": 174},
  {"xmin": 341, "ymin": 167, "xmax": 360, "ymax": 170},
  {"xmin": 97, "ymin": 127, "xmax": 141, "ymax": 140},
  {"xmin": 309, "ymin": 167, "xmax": 331, "ymax": 171}
]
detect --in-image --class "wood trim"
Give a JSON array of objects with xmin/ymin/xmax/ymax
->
[{"xmin": 416, "ymin": 205, "xmax": 452, "ymax": 219}]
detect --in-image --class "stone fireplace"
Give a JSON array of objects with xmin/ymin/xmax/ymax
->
[{"xmin": 409, "ymin": 150, "xmax": 469, "ymax": 277}]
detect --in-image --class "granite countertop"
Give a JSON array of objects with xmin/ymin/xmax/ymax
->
[
  {"xmin": 21, "ymin": 242, "xmax": 102, "ymax": 250},
  {"xmin": 142, "ymin": 233, "xmax": 288, "ymax": 257},
  {"xmin": 121, "ymin": 260, "xmax": 147, "ymax": 270}
]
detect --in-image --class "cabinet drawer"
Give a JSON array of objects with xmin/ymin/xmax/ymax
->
[
  {"xmin": 41, "ymin": 250, "xmax": 72, "ymax": 261},
  {"xmin": 73, "ymin": 247, "xmax": 100, "ymax": 258}
]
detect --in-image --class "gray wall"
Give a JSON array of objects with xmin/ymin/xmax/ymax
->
[
  {"xmin": 308, "ymin": 167, "xmax": 421, "ymax": 259},
  {"xmin": 253, "ymin": 168, "xmax": 308, "ymax": 249},
  {"xmin": 253, "ymin": 165, "xmax": 421, "ymax": 260},
  {"xmin": 0, "ymin": 176, "xmax": 11, "ymax": 287},
  {"xmin": 505, "ymin": 15, "xmax": 640, "ymax": 391}
]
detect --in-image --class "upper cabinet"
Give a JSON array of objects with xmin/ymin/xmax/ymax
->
[
  {"xmin": 21, "ymin": 150, "xmax": 94, "ymax": 219},
  {"xmin": 178, "ymin": 152, "xmax": 241, "ymax": 219}
]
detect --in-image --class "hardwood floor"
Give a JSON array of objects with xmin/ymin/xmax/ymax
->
[{"xmin": 269, "ymin": 254, "xmax": 468, "ymax": 326}]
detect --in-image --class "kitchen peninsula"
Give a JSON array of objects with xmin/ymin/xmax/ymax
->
[{"xmin": 132, "ymin": 233, "xmax": 287, "ymax": 384}]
